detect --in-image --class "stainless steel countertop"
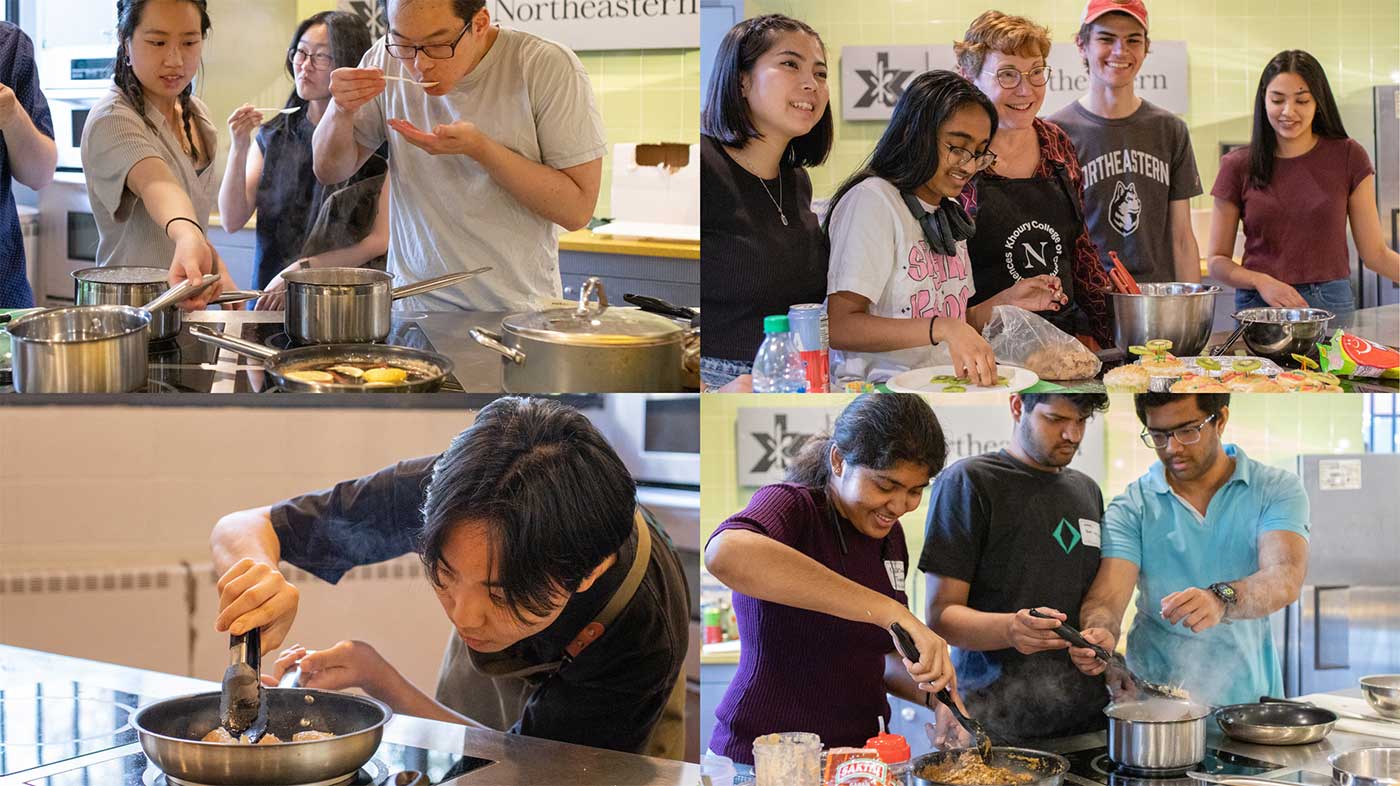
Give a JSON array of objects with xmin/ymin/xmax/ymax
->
[
  {"xmin": 187, "ymin": 309, "xmax": 509, "ymax": 394},
  {"xmin": 0, "ymin": 644, "xmax": 700, "ymax": 786}
]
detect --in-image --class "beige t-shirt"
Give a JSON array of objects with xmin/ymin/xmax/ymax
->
[
  {"xmin": 81, "ymin": 86, "xmax": 217, "ymax": 268},
  {"xmin": 352, "ymin": 27, "xmax": 607, "ymax": 312}
]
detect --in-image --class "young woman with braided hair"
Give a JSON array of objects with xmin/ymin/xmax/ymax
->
[{"xmin": 80, "ymin": 0, "xmax": 230, "ymax": 309}]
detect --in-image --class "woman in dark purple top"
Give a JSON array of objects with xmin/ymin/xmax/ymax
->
[
  {"xmin": 704, "ymin": 394, "xmax": 968, "ymax": 766},
  {"xmin": 1208, "ymin": 50, "xmax": 1400, "ymax": 318}
]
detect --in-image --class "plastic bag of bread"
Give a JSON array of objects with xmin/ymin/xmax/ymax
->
[{"xmin": 982, "ymin": 305, "xmax": 1102, "ymax": 381}]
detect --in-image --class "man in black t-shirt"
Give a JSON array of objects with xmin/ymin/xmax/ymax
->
[
  {"xmin": 207, "ymin": 397, "xmax": 690, "ymax": 759},
  {"xmin": 920, "ymin": 393, "xmax": 1110, "ymax": 744}
]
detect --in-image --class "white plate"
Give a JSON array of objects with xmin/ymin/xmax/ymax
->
[{"xmin": 886, "ymin": 364, "xmax": 1039, "ymax": 394}]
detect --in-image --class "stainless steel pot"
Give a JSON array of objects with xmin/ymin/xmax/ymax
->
[
  {"xmin": 1110, "ymin": 283, "xmax": 1220, "ymax": 355},
  {"xmin": 1105, "ymin": 699, "xmax": 1211, "ymax": 772},
  {"xmin": 73, "ymin": 266, "xmax": 181, "ymax": 341},
  {"xmin": 132, "ymin": 688, "xmax": 390, "ymax": 786},
  {"xmin": 470, "ymin": 277, "xmax": 694, "ymax": 392},
  {"xmin": 283, "ymin": 267, "xmax": 490, "ymax": 344},
  {"xmin": 1232, "ymin": 308, "xmax": 1334, "ymax": 366},
  {"xmin": 912, "ymin": 746, "xmax": 1069, "ymax": 786},
  {"xmin": 1331, "ymin": 748, "xmax": 1400, "ymax": 786},
  {"xmin": 1361, "ymin": 676, "xmax": 1400, "ymax": 720},
  {"xmin": 7, "ymin": 305, "xmax": 151, "ymax": 393}
]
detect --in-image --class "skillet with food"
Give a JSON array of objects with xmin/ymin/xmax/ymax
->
[{"xmin": 189, "ymin": 324, "xmax": 452, "ymax": 392}]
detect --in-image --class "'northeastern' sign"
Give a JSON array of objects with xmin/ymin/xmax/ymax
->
[
  {"xmin": 842, "ymin": 41, "xmax": 1187, "ymax": 120},
  {"xmin": 488, "ymin": 0, "xmax": 698, "ymax": 50}
]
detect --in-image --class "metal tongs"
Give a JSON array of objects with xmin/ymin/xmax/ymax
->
[
  {"xmin": 890, "ymin": 622, "xmax": 992, "ymax": 758},
  {"xmin": 1028, "ymin": 609, "xmax": 1182, "ymax": 701},
  {"xmin": 219, "ymin": 627, "xmax": 269, "ymax": 743}
]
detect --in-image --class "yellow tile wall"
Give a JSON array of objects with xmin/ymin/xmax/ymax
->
[
  {"xmin": 742, "ymin": 0, "xmax": 1400, "ymax": 206},
  {"xmin": 297, "ymin": 1, "xmax": 699, "ymax": 217},
  {"xmin": 702, "ymin": 393, "xmax": 1367, "ymax": 615}
]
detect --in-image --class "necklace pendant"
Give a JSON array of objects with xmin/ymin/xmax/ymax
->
[{"xmin": 779, "ymin": 210, "xmax": 789, "ymax": 226}]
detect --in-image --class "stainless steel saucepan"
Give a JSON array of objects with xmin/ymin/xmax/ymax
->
[
  {"xmin": 73, "ymin": 266, "xmax": 256, "ymax": 342},
  {"xmin": 1105, "ymin": 698, "xmax": 1212, "ymax": 772},
  {"xmin": 282, "ymin": 267, "xmax": 490, "ymax": 344},
  {"xmin": 132, "ymin": 688, "xmax": 390, "ymax": 786}
]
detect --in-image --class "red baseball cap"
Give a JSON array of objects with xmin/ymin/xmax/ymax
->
[{"xmin": 1082, "ymin": 0, "xmax": 1149, "ymax": 32}]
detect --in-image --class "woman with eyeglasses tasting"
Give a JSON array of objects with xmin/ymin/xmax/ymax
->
[
  {"xmin": 311, "ymin": 0, "xmax": 606, "ymax": 312},
  {"xmin": 825, "ymin": 70, "xmax": 1067, "ymax": 385},
  {"xmin": 218, "ymin": 12, "xmax": 389, "ymax": 307},
  {"xmin": 954, "ymin": 11, "xmax": 1113, "ymax": 350}
]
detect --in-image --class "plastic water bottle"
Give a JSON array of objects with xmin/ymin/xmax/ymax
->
[{"xmin": 752, "ymin": 315, "xmax": 808, "ymax": 393}]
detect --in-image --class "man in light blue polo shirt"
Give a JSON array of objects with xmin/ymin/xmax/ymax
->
[{"xmin": 1069, "ymin": 393, "xmax": 1310, "ymax": 706}]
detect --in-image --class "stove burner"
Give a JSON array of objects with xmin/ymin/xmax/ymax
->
[
  {"xmin": 1100, "ymin": 757, "xmax": 1191, "ymax": 778},
  {"xmin": 0, "ymin": 696, "xmax": 136, "ymax": 746},
  {"xmin": 142, "ymin": 757, "xmax": 388, "ymax": 786}
]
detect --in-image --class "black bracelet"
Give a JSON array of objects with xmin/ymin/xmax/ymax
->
[
  {"xmin": 928, "ymin": 315, "xmax": 939, "ymax": 346},
  {"xmin": 164, "ymin": 216, "xmax": 203, "ymax": 237}
]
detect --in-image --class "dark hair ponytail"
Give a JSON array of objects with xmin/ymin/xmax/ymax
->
[
  {"xmin": 1247, "ymin": 50, "xmax": 1347, "ymax": 189},
  {"xmin": 785, "ymin": 394, "xmax": 948, "ymax": 488},
  {"xmin": 113, "ymin": 0, "xmax": 212, "ymax": 161}
]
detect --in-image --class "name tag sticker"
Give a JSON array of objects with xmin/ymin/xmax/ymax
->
[
  {"xmin": 1080, "ymin": 519, "xmax": 1102, "ymax": 548},
  {"xmin": 884, "ymin": 560, "xmax": 907, "ymax": 592}
]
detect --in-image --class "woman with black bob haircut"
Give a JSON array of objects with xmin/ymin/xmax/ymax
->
[
  {"xmin": 1208, "ymin": 50, "xmax": 1399, "ymax": 317},
  {"xmin": 825, "ymin": 70, "xmax": 1068, "ymax": 387},
  {"xmin": 219, "ymin": 11, "xmax": 391, "ymax": 301},
  {"xmin": 216, "ymin": 396, "xmax": 690, "ymax": 758},
  {"xmin": 81, "ymin": 0, "xmax": 228, "ymax": 308},
  {"xmin": 700, "ymin": 13, "xmax": 835, "ymax": 389},
  {"xmin": 705, "ymin": 394, "xmax": 971, "ymax": 770}
]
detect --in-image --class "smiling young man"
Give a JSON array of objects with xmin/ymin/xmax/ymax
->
[
  {"xmin": 920, "ymin": 393, "xmax": 1110, "ymax": 744},
  {"xmin": 1048, "ymin": 0, "xmax": 1203, "ymax": 284},
  {"xmin": 1070, "ymin": 394, "xmax": 1310, "ymax": 707},
  {"xmin": 311, "ymin": 0, "xmax": 605, "ymax": 311},
  {"xmin": 208, "ymin": 397, "xmax": 689, "ymax": 758}
]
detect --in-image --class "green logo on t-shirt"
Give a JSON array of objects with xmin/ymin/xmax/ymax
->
[{"xmin": 1052, "ymin": 517, "xmax": 1082, "ymax": 554}]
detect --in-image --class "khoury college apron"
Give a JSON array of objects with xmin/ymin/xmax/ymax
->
[
  {"xmin": 965, "ymin": 163, "xmax": 1091, "ymax": 337},
  {"xmin": 432, "ymin": 512, "xmax": 687, "ymax": 759}
]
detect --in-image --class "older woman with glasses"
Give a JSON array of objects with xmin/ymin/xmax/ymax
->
[
  {"xmin": 825, "ymin": 70, "xmax": 1067, "ymax": 386},
  {"xmin": 218, "ymin": 11, "xmax": 388, "ymax": 301},
  {"xmin": 308, "ymin": 0, "xmax": 606, "ymax": 312},
  {"xmin": 955, "ymin": 11, "xmax": 1114, "ymax": 350}
]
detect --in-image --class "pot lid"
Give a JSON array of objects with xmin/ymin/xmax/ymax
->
[{"xmin": 503, "ymin": 278, "xmax": 685, "ymax": 347}]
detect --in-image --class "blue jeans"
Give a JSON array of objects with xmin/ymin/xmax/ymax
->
[
  {"xmin": 701, "ymin": 356, "xmax": 752, "ymax": 391},
  {"xmin": 1234, "ymin": 278, "xmax": 1355, "ymax": 321}
]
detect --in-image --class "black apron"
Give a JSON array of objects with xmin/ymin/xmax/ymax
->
[{"xmin": 965, "ymin": 163, "xmax": 1090, "ymax": 336}]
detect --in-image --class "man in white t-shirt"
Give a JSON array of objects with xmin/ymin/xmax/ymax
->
[{"xmin": 311, "ymin": 0, "xmax": 606, "ymax": 311}]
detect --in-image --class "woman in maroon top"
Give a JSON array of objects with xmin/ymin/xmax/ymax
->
[
  {"xmin": 704, "ymin": 394, "xmax": 967, "ymax": 766},
  {"xmin": 955, "ymin": 11, "xmax": 1114, "ymax": 350},
  {"xmin": 1208, "ymin": 50, "xmax": 1400, "ymax": 318}
]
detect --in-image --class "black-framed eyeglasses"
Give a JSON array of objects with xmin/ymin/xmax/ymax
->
[
  {"xmin": 993, "ymin": 65, "xmax": 1052, "ymax": 89},
  {"xmin": 943, "ymin": 142, "xmax": 997, "ymax": 171},
  {"xmin": 385, "ymin": 23, "xmax": 470, "ymax": 60},
  {"xmin": 289, "ymin": 48, "xmax": 335, "ymax": 69},
  {"xmin": 1140, "ymin": 414, "xmax": 1218, "ymax": 449}
]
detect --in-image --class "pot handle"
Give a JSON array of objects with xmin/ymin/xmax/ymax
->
[
  {"xmin": 575, "ymin": 276, "xmax": 609, "ymax": 317},
  {"xmin": 211, "ymin": 289, "xmax": 266, "ymax": 305},
  {"xmin": 188, "ymin": 324, "xmax": 279, "ymax": 362},
  {"xmin": 390, "ymin": 267, "xmax": 492, "ymax": 301},
  {"xmin": 143, "ymin": 274, "xmax": 220, "ymax": 312},
  {"xmin": 469, "ymin": 328, "xmax": 525, "ymax": 365}
]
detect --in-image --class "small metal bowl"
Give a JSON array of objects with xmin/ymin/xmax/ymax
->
[
  {"xmin": 1232, "ymin": 308, "xmax": 1334, "ymax": 366},
  {"xmin": 1361, "ymin": 676, "xmax": 1400, "ymax": 719},
  {"xmin": 1331, "ymin": 747, "xmax": 1400, "ymax": 786}
]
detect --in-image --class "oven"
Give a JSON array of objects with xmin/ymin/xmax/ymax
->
[
  {"xmin": 591, "ymin": 394, "xmax": 700, "ymax": 487},
  {"xmin": 36, "ymin": 178, "xmax": 98, "ymax": 305},
  {"xmin": 36, "ymin": 45, "xmax": 116, "ymax": 173}
]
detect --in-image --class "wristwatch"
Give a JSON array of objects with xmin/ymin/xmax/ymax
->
[{"xmin": 1209, "ymin": 582, "xmax": 1238, "ymax": 614}]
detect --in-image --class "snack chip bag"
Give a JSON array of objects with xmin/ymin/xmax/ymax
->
[
  {"xmin": 1317, "ymin": 329, "xmax": 1399, "ymax": 379},
  {"xmin": 824, "ymin": 747, "xmax": 894, "ymax": 786}
]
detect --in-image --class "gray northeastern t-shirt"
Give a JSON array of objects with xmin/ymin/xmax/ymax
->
[
  {"xmin": 1049, "ymin": 99, "xmax": 1201, "ymax": 283},
  {"xmin": 81, "ymin": 86, "xmax": 218, "ymax": 268},
  {"xmin": 353, "ymin": 27, "xmax": 606, "ymax": 312}
]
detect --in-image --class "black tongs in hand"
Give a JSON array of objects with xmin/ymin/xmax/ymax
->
[
  {"xmin": 890, "ymin": 622, "xmax": 992, "ymax": 758},
  {"xmin": 220, "ymin": 627, "xmax": 269, "ymax": 743},
  {"xmin": 1028, "ymin": 609, "xmax": 1180, "ymax": 701}
]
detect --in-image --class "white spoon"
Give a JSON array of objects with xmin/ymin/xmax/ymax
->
[
  {"xmin": 382, "ymin": 74, "xmax": 438, "ymax": 87},
  {"xmin": 250, "ymin": 107, "xmax": 301, "ymax": 115}
]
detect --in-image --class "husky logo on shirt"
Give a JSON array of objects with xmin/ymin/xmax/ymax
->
[
  {"xmin": 1003, "ymin": 221, "xmax": 1063, "ymax": 279},
  {"xmin": 1109, "ymin": 181, "xmax": 1142, "ymax": 236}
]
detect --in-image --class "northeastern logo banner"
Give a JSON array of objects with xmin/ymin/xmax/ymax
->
[{"xmin": 488, "ymin": 0, "xmax": 699, "ymax": 50}]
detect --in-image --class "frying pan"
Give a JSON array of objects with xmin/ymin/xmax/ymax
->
[
  {"xmin": 1214, "ymin": 697, "xmax": 1337, "ymax": 745},
  {"xmin": 132, "ymin": 688, "xmax": 390, "ymax": 786},
  {"xmin": 188, "ymin": 325, "xmax": 452, "ymax": 393},
  {"xmin": 912, "ymin": 747, "xmax": 1069, "ymax": 786}
]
